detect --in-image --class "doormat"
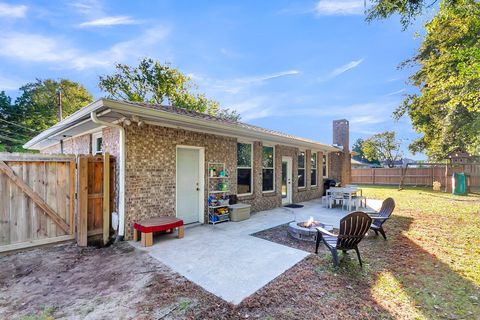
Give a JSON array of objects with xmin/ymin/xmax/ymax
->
[{"xmin": 284, "ymin": 204, "xmax": 304, "ymax": 208}]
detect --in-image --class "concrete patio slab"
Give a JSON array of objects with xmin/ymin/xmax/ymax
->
[{"xmin": 130, "ymin": 199, "xmax": 381, "ymax": 304}]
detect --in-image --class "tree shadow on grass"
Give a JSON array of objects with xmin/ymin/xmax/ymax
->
[
  {"xmin": 416, "ymin": 191, "xmax": 480, "ymax": 202},
  {"xmin": 346, "ymin": 215, "xmax": 480, "ymax": 319},
  {"xmin": 248, "ymin": 212, "xmax": 479, "ymax": 319}
]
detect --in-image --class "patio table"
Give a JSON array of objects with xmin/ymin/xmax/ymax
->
[{"xmin": 326, "ymin": 187, "xmax": 363, "ymax": 209}]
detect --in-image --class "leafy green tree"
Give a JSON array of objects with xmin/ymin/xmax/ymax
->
[
  {"xmin": 15, "ymin": 79, "xmax": 93, "ymax": 132},
  {"xmin": 362, "ymin": 131, "xmax": 403, "ymax": 168},
  {"xmin": 0, "ymin": 91, "xmax": 13, "ymax": 151},
  {"xmin": 0, "ymin": 90, "xmax": 34, "ymax": 151},
  {"xmin": 393, "ymin": 0, "xmax": 480, "ymax": 160},
  {"xmin": 352, "ymin": 138, "xmax": 380, "ymax": 165},
  {"xmin": 98, "ymin": 58, "xmax": 240, "ymax": 121},
  {"xmin": 0, "ymin": 80, "xmax": 93, "ymax": 152},
  {"xmin": 366, "ymin": 0, "xmax": 459, "ymax": 30}
]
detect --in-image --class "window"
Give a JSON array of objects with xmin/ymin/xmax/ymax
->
[
  {"xmin": 262, "ymin": 146, "xmax": 275, "ymax": 192},
  {"xmin": 311, "ymin": 152, "xmax": 317, "ymax": 187},
  {"xmin": 298, "ymin": 151, "xmax": 305, "ymax": 188},
  {"xmin": 237, "ymin": 142, "xmax": 252, "ymax": 195},
  {"xmin": 323, "ymin": 154, "xmax": 328, "ymax": 178},
  {"xmin": 92, "ymin": 132, "xmax": 103, "ymax": 155}
]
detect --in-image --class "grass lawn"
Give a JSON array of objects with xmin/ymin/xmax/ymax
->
[
  {"xmin": 1, "ymin": 186, "xmax": 479, "ymax": 319},
  {"xmin": 357, "ymin": 185, "xmax": 480, "ymax": 319},
  {"xmin": 248, "ymin": 185, "xmax": 480, "ymax": 319}
]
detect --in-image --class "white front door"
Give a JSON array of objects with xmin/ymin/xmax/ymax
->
[
  {"xmin": 281, "ymin": 156, "xmax": 293, "ymax": 205},
  {"xmin": 176, "ymin": 147, "xmax": 204, "ymax": 224}
]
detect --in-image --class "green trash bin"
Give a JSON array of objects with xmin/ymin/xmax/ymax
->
[{"xmin": 452, "ymin": 172, "xmax": 467, "ymax": 195}]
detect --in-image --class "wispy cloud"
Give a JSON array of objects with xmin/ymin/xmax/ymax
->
[
  {"xmin": 0, "ymin": 32, "xmax": 74, "ymax": 63},
  {"xmin": 228, "ymin": 97, "xmax": 399, "ymax": 123},
  {"xmin": 349, "ymin": 115, "xmax": 386, "ymax": 125},
  {"xmin": 72, "ymin": 1, "xmax": 139, "ymax": 28},
  {"xmin": 229, "ymin": 96, "xmax": 275, "ymax": 121},
  {"xmin": 386, "ymin": 77, "xmax": 401, "ymax": 83},
  {"xmin": 330, "ymin": 59, "xmax": 364, "ymax": 77},
  {"xmin": 78, "ymin": 15, "xmax": 139, "ymax": 27},
  {"xmin": 196, "ymin": 70, "xmax": 301, "ymax": 95},
  {"xmin": 278, "ymin": 1, "xmax": 366, "ymax": 16},
  {"xmin": 191, "ymin": 70, "xmax": 302, "ymax": 120},
  {"xmin": 70, "ymin": 26, "xmax": 171, "ymax": 69},
  {"xmin": 0, "ymin": 26, "xmax": 170, "ymax": 70},
  {"xmin": 315, "ymin": 0, "xmax": 365, "ymax": 16},
  {"xmin": 236, "ymin": 70, "xmax": 300, "ymax": 84},
  {"xmin": 384, "ymin": 89, "xmax": 405, "ymax": 96},
  {"xmin": 0, "ymin": 2, "xmax": 28, "ymax": 17},
  {"xmin": 70, "ymin": 0, "xmax": 103, "ymax": 17}
]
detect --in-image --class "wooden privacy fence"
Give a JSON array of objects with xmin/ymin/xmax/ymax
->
[
  {"xmin": 351, "ymin": 164, "xmax": 480, "ymax": 191},
  {"xmin": 0, "ymin": 153, "xmax": 115, "ymax": 253}
]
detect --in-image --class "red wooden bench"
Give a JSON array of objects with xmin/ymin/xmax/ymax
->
[{"xmin": 133, "ymin": 217, "xmax": 184, "ymax": 247}]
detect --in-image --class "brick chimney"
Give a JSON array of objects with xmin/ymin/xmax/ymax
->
[
  {"xmin": 332, "ymin": 119, "xmax": 351, "ymax": 185},
  {"xmin": 333, "ymin": 119, "xmax": 349, "ymax": 149}
]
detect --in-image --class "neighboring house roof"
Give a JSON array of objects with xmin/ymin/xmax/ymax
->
[
  {"xmin": 351, "ymin": 159, "xmax": 372, "ymax": 167},
  {"xmin": 380, "ymin": 158, "xmax": 417, "ymax": 167},
  {"xmin": 24, "ymin": 99, "xmax": 341, "ymax": 152}
]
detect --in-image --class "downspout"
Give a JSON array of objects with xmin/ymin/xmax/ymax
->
[{"xmin": 90, "ymin": 111, "xmax": 126, "ymax": 241}]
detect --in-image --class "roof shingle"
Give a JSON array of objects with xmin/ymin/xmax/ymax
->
[{"xmin": 123, "ymin": 100, "xmax": 328, "ymax": 146}]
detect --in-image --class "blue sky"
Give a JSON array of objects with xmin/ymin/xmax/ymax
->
[{"xmin": 0, "ymin": 1, "xmax": 436, "ymax": 159}]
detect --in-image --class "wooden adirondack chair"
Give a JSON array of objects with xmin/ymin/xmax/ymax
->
[
  {"xmin": 368, "ymin": 197, "xmax": 395, "ymax": 240},
  {"xmin": 315, "ymin": 211, "xmax": 372, "ymax": 267}
]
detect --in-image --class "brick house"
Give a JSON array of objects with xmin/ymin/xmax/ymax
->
[{"xmin": 24, "ymin": 99, "xmax": 351, "ymax": 240}]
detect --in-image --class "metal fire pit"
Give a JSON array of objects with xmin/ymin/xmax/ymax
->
[{"xmin": 288, "ymin": 221, "xmax": 333, "ymax": 242}]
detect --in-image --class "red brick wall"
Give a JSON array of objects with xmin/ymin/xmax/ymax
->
[
  {"xmin": 123, "ymin": 124, "xmax": 237, "ymax": 239},
  {"xmin": 235, "ymin": 143, "xmax": 324, "ymax": 212},
  {"xmin": 40, "ymin": 133, "xmax": 92, "ymax": 155},
  {"xmin": 122, "ymin": 124, "xmax": 329, "ymax": 239},
  {"xmin": 41, "ymin": 144, "xmax": 61, "ymax": 154},
  {"xmin": 40, "ymin": 128, "xmax": 120, "ymax": 157}
]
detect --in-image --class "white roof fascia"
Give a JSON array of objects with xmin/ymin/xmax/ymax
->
[
  {"xmin": 23, "ymin": 99, "xmax": 106, "ymax": 149},
  {"xmin": 25, "ymin": 99, "xmax": 340, "ymax": 153},
  {"xmin": 102, "ymin": 100, "xmax": 339, "ymax": 152}
]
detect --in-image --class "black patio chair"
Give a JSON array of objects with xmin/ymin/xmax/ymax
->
[
  {"xmin": 367, "ymin": 197, "xmax": 395, "ymax": 240},
  {"xmin": 315, "ymin": 211, "xmax": 372, "ymax": 267}
]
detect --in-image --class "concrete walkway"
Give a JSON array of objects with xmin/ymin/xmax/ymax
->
[{"xmin": 130, "ymin": 199, "xmax": 380, "ymax": 304}]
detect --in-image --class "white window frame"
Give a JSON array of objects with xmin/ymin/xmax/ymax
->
[
  {"xmin": 311, "ymin": 151, "xmax": 318, "ymax": 187},
  {"xmin": 323, "ymin": 153, "xmax": 329, "ymax": 178},
  {"xmin": 237, "ymin": 142, "xmax": 253, "ymax": 196},
  {"xmin": 92, "ymin": 131, "xmax": 103, "ymax": 155},
  {"xmin": 298, "ymin": 151, "xmax": 306, "ymax": 189},
  {"xmin": 262, "ymin": 145, "xmax": 275, "ymax": 193}
]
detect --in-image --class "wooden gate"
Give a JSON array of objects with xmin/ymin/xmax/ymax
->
[
  {"xmin": 0, "ymin": 153, "xmax": 76, "ymax": 252},
  {"xmin": 0, "ymin": 153, "xmax": 115, "ymax": 253},
  {"xmin": 76, "ymin": 154, "xmax": 115, "ymax": 247}
]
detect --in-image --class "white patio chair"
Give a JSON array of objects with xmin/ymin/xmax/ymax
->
[
  {"xmin": 329, "ymin": 192, "xmax": 344, "ymax": 208},
  {"xmin": 321, "ymin": 196, "xmax": 329, "ymax": 207},
  {"xmin": 342, "ymin": 193, "xmax": 353, "ymax": 211},
  {"xmin": 343, "ymin": 195, "xmax": 367, "ymax": 210}
]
